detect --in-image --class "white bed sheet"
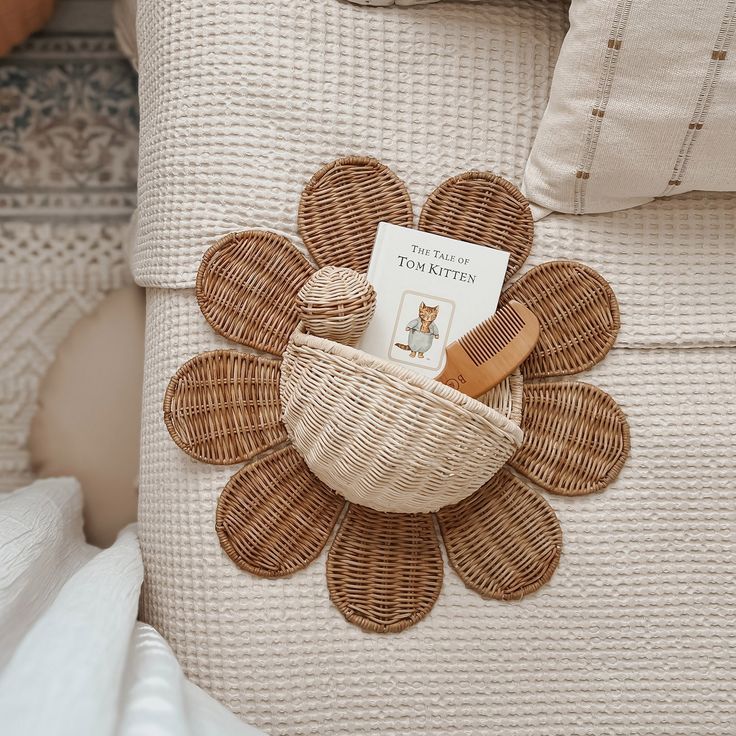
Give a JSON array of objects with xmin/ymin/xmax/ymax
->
[{"xmin": 0, "ymin": 479, "xmax": 263, "ymax": 736}]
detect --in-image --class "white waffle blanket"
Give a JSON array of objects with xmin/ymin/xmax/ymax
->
[{"xmin": 133, "ymin": 1, "xmax": 736, "ymax": 734}]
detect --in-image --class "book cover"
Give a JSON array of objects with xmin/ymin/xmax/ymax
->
[{"xmin": 358, "ymin": 223, "xmax": 510, "ymax": 379}]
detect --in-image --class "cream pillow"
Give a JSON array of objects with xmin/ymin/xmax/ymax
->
[
  {"xmin": 523, "ymin": 0, "xmax": 736, "ymax": 215},
  {"xmin": 30, "ymin": 286, "xmax": 145, "ymax": 548},
  {"xmin": 113, "ymin": 0, "xmax": 137, "ymax": 69}
]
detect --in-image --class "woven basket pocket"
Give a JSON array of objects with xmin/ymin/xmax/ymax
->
[{"xmin": 280, "ymin": 326, "xmax": 524, "ymax": 514}]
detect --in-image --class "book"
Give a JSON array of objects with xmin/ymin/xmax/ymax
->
[{"xmin": 357, "ymin": 222, "xmax": 510, "ymax": 379}]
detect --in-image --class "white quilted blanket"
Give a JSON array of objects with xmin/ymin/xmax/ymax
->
[{"xmin": 133, "ymin": 1, "xmax": 736, "ymax": 734}]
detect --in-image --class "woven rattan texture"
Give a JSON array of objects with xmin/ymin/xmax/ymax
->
[
  {"xmin": 196, "ymin": 230, "xmax": 314, "ymax": 356},
  {"xmin": 216, "ymin": 446, "xmax": 345, "ymax": 578},
  {"xmin": 280, "ymin": 326, "xmax": 523, "ymax": 513},
  {"xmin": 140, "ymin": 288, "xmax": 736, "ymax": 735},
  {"xmin": 326, "ymin": 505, "xmax": 444, "ymax": 633},
  {"xmin": 419, "ymin": 171, "xmax": 534, "ymax": 277},
  {"xmin": 477, "ymin": 370, "xmax": 523, "ymax": 426},
  {"xmin": 296, "ymin": 266, "xmax": 376, "ymax": 346},
  {"xmin": 163, "ymin": 350, "xmax": 285, "ymax": 465},
  {"xmin": 502, "ymin": 261, "xmax": 620, "ymax": 379},
  {"xmin": 437, "ymin": 467, "xmax": 562, "ymax": 600},
  {"xmin": 298, "ymin": 157, "xmax": 413, "ymax": 273},
  {"xmin": 510, "ymin": 381, "xmax": 631, "ymax": 496}
]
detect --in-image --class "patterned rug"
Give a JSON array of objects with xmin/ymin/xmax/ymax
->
[{"xmin": 0, "ymin": 31, "xmax": 138, "ymax": 490}]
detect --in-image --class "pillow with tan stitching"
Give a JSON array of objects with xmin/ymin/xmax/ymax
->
[{"xmin": 522, "ymin": 0, "xmax": 736, "ymax": 215}]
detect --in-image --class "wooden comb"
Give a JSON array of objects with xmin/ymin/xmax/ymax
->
[{"xmin": 435, "ymin": 300, "xmax": 540, "ymax": 397}]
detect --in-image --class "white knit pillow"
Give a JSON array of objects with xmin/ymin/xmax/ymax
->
[{"xmin": 523, "ymin": 0, "xmax": 736, "ymax": 214}]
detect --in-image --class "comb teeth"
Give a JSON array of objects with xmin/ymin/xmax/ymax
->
[{"xmin": 459, "ymin": 303, "xmax": 528, "ymax": 366}]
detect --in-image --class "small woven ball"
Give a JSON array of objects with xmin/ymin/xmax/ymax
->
[{"xmin": 296, "ymin": 266, "xmax": 377, "ymax": 346}]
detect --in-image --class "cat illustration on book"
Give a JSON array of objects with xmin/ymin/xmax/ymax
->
[{"xmin": 394, "ymin": 302, "xmax": 440, "ymax": 359}]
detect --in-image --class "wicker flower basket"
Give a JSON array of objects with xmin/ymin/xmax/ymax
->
[{"xmin": 280, "ymin": 326, "xmax": 524, "ymax": 514}]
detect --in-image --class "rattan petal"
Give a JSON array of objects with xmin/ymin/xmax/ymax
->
[
  {"xmin": 502, "ymin": 261, "xmax": 620, "ymax": 379},
  {"xmin": 164, "ymin": 350, "xmax": 286, "ymax": 465},
  {"xmin": 216, "ymin": 446, "xmax": 345, "ymax": 577},
  {"xmin": 509, "ymin": 381, "xmax": 630, "ymax": 496},
  {"xmin": 327, "ymin": 505, "xmax": 443, "ymax": 633},
  {"xmin": 418, "ymin": 171, "xmax": 533, "ymax": 278},
  {"xmin": 196, "ymin": 230, "xmax": 315, "ymax": 355},
  {"xmin": 437, "ymin": 468, "xmax": 562, "ymax": 600},
  {"xmin": 298, "ymin": 156, "xmax": 414, "ymax": 273}
]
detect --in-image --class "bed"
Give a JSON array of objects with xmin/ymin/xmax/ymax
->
[{"xmin": 133, "ymin": 1, "xmax": 736, "ymax": 734}]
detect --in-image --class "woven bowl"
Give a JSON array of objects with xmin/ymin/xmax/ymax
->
[
  {"xmin": 296, "ymin": 266, "xmax": 376, "ymax": 346},
  {"xmin": 280, "ymin": 326, "xmax": 524, "ymax": 514}
]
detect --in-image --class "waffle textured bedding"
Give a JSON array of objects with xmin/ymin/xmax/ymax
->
[{"xmin": 134, "ymin": 1, "xmax": 736, "ymax": 734}]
